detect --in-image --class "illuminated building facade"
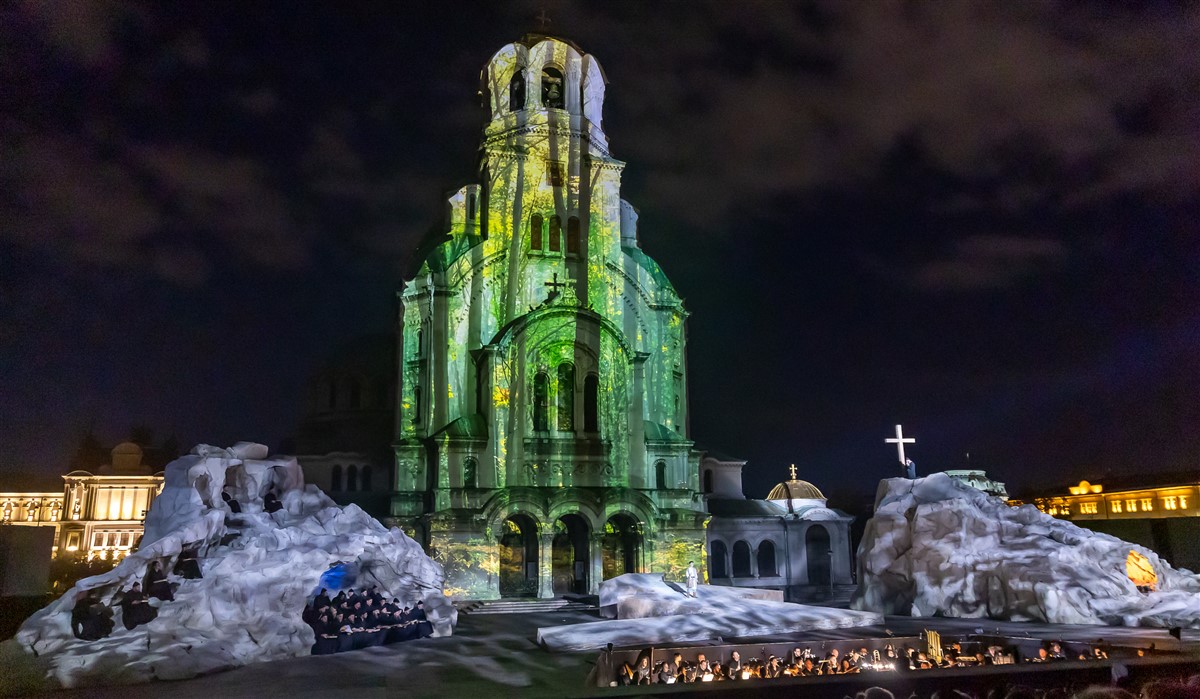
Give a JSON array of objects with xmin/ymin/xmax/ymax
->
[
  {"xmin": 0, "ymin": 442, "xmax": 163, "ymax": 563},
  {"xmin": 1013, "ymin": 471, "xmax": 1200, "ymax": 571},
  {"xmin": 392, "ymin": 34, "xmax": 707, "ymax": 598}
]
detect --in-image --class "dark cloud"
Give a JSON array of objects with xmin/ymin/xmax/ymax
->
[{"xmin": 909, "ymin": 235, "xmax": 1070, "ymax": 291}]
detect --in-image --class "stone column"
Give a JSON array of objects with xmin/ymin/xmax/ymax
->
[
  {"xmin": 589, "ymin": 533, "xmax": 604, "ymax": 595},
  {"xmin": 538, "ymin": 531, "xmax": 555, "ymax": 599}
]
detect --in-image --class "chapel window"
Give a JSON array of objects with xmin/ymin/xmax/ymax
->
[
  {"xmin": 413, "ymin": 386, "xmax": 422, "ymax": 423},
  {"xmin": 533, "ymin": 371, "xmax": 550, "ymax": 431},
  {"xmin": 548, "ymin": 215, "xmax": 561, "ymax": 252},
  {"xmin": 331, "ymin": 465, "xmax": 343, "ymax": 492},
  {"xmin": 583, "ymin": 373, "xmax": 599, "ymax": 432},
  {"xmin": 655, "ymin": 461, "xmax": 667, "ymax": 490},
  {"xmin": 541, "ymin": 66, "xmax": 564, "ymax": 108},
  {"xmin": 347, "ymin": 465, "xmax": 359, "ymax": 492},
  {"xmin": 566, "ymin": 216, "xmax": 580, "ymax": 256},
  {"xmin": 557, "ymin": 363, "xmax": 575, "ymax": 432},
  {"xmin": 509, "ymin": 70, "xmax": 525, "ymax": 111},
  {"xmin": 757, "ymin": 541, "xmax": 777, "ymax": 577},
  {"xmin": 529, "ymin": 213, "xmax": 543, "ymax": 251},
  {"xmin": 732, "ymin": 541, "xmax": 752, "ymax": 578}
]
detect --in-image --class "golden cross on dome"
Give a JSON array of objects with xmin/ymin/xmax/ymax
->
[
  {"xmin": 536, "ymin": 8, "xmax": 551, "ymax": 30},
  {"xmin": 789, "ymin": 463, "xmax": 797, "ymax": 480}
]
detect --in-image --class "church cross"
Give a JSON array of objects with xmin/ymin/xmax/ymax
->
[
  {"xmin": 536, "ymin": 9, "xmax": 551, "ymax": 30},
  {"xmin": 789, "ymin": 464, "xmax": 797, "ymax": 480},
  {"xmin": 885, "ymin": 424, "xmax": 915, "ymax": 464},
  {"xmin": 545, "ymin": 273, "xmax": 569, "ymax": 296}
]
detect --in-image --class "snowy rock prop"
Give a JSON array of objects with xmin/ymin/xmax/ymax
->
[
  {"xmin": 852, "ymin": 473, "xmax": 1200, "ymax": 627},
  {"xmin": 13, "ymin": 443, "xmax": 455, "ymax": 689},
  {"xmin": 539, "ymin": 573, "xmax": 881, "ymax": 651}
]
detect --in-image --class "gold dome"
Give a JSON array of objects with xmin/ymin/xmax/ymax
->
[{"xmin": 768, "ymin": 480, "xmax": 825, "ymax": 501}]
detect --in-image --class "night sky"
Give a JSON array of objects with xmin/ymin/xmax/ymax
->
[{"xmin": 2, "ymin": 1, "xmax": 1197, "ymax": 505}]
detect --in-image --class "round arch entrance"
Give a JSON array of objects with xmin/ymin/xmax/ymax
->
[
  {"xmin": 602, "ymin": 512, "xmax": 641, "ymax": 580},
  {"xmin": 499, "ymin": 513, "xmax": 539, "ymax": 598},
  {"xmin": 552, "ymin": 514, "xmax": 590, "ymax": 595}
]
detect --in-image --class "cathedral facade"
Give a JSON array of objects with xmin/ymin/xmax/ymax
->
[{"xmin": 390, "ymin": 35, "xmax": 707, "ymax": 599}]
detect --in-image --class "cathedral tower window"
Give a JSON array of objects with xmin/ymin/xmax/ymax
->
[
  {"xmin": 331, "ymin": 465, "xmax": 342, "ymax": 492},
  {"xmin": 557, "ymin": 363, "xmax": 575, "ymax": 432},
  {"xmin": 548, "ymin": 215, "xmax": 561, "ymax": 252},
  {"xmin": 463, "ymin": 457, "xmax": 477, "ymax": 488},
  {"xmin": 413, "ymin": 386, "xmax": 422, "ymax": 423},
  {"xmin": 529, "ymin": 213, "xmax": 543, "ymax": 251},
  {"xmin": 583, "ymin": 373, "xmax": 599, "ymax": 432},
  {"xmin": 541, "ymin": 66, "xmax": 564, "ymax": 109},
  {"xmin": 347, "ymin": 465, "xmax": 359, "ymax": 492},
  {"xmin": 566, "ymin": 216, "xmax": 580, "ymax": 256},
  {"xmin": 361, "ymin": 465, "xmax": 372, "ymax": 491},
  {"xmin": 509, "ymin": 70, "xmax": 525, "ymax": 111},
  {"xmin": 655, "ymin": 461, "xmax": 667, "ymax": 490},
  {"xmin": 533, "ymin": 371, "xmax": 550, "ymax": 431}
]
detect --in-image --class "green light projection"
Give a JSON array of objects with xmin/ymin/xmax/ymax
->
[{"xmin": 395, "ymin": 36, "xmax": 707, "ymax": 599}]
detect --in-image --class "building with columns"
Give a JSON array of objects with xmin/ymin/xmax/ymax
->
[
  {"xmin": 0, "ymin": 442, "xmax": 163, "ymax": 563},
  {"xmin": 703, "ymin": 457, "xmax": 856, "ymax": 602},
  {"xmin": 390, "ymin": 33, "xmax": 707, "ymax": 599}
]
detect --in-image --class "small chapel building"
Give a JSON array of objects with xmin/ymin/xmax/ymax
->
[
  {"xmin": 703, "ymin": 456, "xmax": 856, "ymax": 602},
  {"xmin": 389, "ymin": 34, "xmax": 707, "ymax": 599}
]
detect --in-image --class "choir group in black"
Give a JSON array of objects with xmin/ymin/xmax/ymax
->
[
  {"xmin": 597, "ymin": 641, "xmax": 1118, "ymax": 687},
  {"xmin": 304, "ymin": 587, "xmax": 433, "ymax": 655},
  {"xmin": 70, "ymin": 548, "xmax": 203, "ymax": 641}
]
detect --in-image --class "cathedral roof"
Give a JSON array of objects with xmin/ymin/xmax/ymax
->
[
  {"xmin": 623, "ymin": 245, "xmax": 676, "ymax": 296},
  {"xmin": 767, "ymin": 479, "xmax": 825, "ymax": 501}
]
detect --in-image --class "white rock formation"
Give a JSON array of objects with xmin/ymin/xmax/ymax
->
[
  {"xmin": 13, "ymin": 443, "xmax": 455, "ymax": 689},
  {"xmin": 852, "ymin": 473, "xmax": 1200, "ymax": 627},
  {"xmin": 539, "ymin": 573, "xmax": 881, "ymax": 652}
]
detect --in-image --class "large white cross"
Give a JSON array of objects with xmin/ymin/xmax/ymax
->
[{"xmin": 885, "ymin": 424, "xmax": 915, "ymax": 464}]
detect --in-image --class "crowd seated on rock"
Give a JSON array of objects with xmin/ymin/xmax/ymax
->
[
  {"xmin": 67, "ymin": 554, "xmax": 197, "ymax": 641},
  {"xmin": 304, "ymin": 586, "xmax": 433, "ymax": 655},
  {"xmin": 595, "ymin": 639, "xmax": 1136, "ymax": 687},
  {"xmin": 70, "ymin": 590, "xmax": 114, "ymax": 641}
]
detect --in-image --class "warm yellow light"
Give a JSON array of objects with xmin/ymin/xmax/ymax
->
[{"xmin": 1126, "ymin": 550, "xmax": 1157, "ymax": 590}]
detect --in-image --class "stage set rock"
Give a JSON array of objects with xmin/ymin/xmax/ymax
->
[
  {"xmin": 853, "ymin": 472, "xmax": 1200, "ymax": 627},
  {"xmin": 11, "ymin": 442, "xmax": 455, "ymax": 689}
]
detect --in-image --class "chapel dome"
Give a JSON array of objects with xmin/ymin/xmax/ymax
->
[{"xmin": 768, "ymin": 479, "xmax": 825, "ymax": 501}]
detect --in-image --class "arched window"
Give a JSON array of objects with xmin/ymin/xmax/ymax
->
[
  {"xmin": 710, "ymin": 541, "xmax": 728, "ymax": 579},
  {"xmin": 757, "ymin": 540, "xmax": 777, "ymax": 577},
  {"xmin": 703, "ymin": 469, "xmax": 713, "ymax": 494},
  {"xmin": 533, "ymin": 372, "xmax": 549, "ymax": 431},
  {"xmin": 347, "ymin": 465, "xmax": 359, "ymax": 492},
  {"xmin": 467, "ymin": 193, "xmax": 476, "ymax": 220},
  {"xmin": 464, "ymin": 457, "xmax": 477, "ymax": 488},
  {"xmin": 541, "ymin": 66, "xmax": 564, "ymax": 108},
  {"xmin": 331, "ymin": 465, "xmax": 343, "ymax": 492},
  {"xmin": 557, "ymin": 364, "xmax": 574, "ymax": 431},
  {"xmin": 584, "ymin": 373, "xmax": 599, "ymax": 432},
  {"xmin": 566, "ymin": 216, "xmax": 580, "ymax": 255},
  {"xmin": 413, "ymin": 386, "xmax": 422, "ymax": 422},
  {"xmin": 548, "ymin": 215, "xmax": 561, "ymax": 252},
  {"xmin": 361, "ymin": 465, "xmax": 372, "ymax": 491},
  {"xmin": 416, "ymin": 327, "xmax": 424, "ymax": 358},
  {"xmin": 655, "ymin": 461, "xmax": 667, "ymax": 490},
  {"xmin": 732, "ymin": 540, "xmax": 752, "ymax": 578},
  {"xmin": 509, "ymin": 70, "xmax": 525, "ymax": 111},
  {"xmin": 529, "ymin": 213, "xmax": 543, "ymax": 251}
]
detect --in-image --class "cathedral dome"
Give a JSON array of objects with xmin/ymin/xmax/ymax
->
[{"xmin": 767, "ymin": 480, "xmax": 825, "ymax": 501}]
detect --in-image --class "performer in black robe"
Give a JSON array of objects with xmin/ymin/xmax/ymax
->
[
  {"xmin": 587, "ymin": 643, "xmax": 618, "ymax": 687},
  {"xmin": 173, "ymin": 546, "xmax": 202, "ymax": 579},
  {"xmin": 314, "ymin": 588, "xmax": 331, "ymax": 609},
  {"xmin": 71, "ymin": 590, "xmax": 114, "ymax": 641},
  {"xmin": 119, "ymin": 583, "xmax": 157, "ymax": 630},
  {"xmin": 144, "ymin": 561, "xmax": 174, "ymax": 601},
  {"xmin": 263, "ymin": 490, "xmax": 283, "ymax": 513},
  {"xmin": 221, "ymin": 489, "xmax": 241, "ymax": 513}
]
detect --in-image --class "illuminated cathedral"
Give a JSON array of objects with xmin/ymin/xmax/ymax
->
[{"xmin": 390, "ymin": 34, "xmax": 707, "ymax": 598}]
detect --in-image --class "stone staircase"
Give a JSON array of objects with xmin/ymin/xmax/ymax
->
[{"xmin": 457, "ymin": 597, "xmax": 596, "ymax": 615}]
